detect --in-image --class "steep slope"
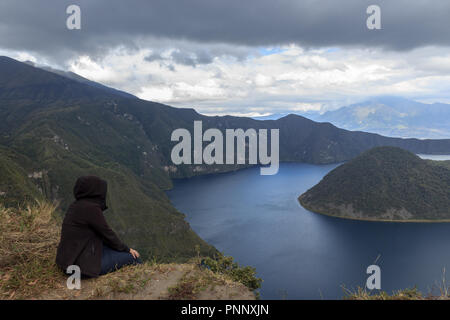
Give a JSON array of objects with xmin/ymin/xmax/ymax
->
[
  {"xmin": 313, "ymin": 97, "xmax": 450, "ymax": 139},
  {"xmin": 299, "ymin": 147, "xmax": 450, "ymax": 221},
  {"xmin": 0, "ymin": 145, "xmax": 44, "ymax": 207}
]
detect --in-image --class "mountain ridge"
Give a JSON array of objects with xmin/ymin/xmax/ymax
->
[
  {"xmin": 23, "ymin": 59, "xmax": 138, "ymax": 100},
  {"xmin": 310, "ymin": 96, "xmax": 450, "ymax": 139}
]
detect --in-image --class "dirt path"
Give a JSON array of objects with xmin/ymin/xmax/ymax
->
[{"xmin": 37, "ymin": 263, "xmax": 256, "ymax": 300}]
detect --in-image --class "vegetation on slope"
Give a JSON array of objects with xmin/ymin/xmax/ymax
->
[
  {"xmin": 299, "ymin": 146, "xmax": 450, "ymax": 221},
  {"xmin": 0, "ymin": 201, "xmax": 259, "ymax": 300},
  {"xmin": 0, "ymin": 145, "xmax": 44, "ymax": 207},
  {"xmin": 344, "ymin": 286, "xmax": 450, "ymax": 300}
]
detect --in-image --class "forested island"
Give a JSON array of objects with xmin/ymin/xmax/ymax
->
[{"xmin": 299, "ymin": 147, "xmax": 450, "ymax": 222}]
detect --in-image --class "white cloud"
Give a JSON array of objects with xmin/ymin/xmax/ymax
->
[{"xmin": 11, "ymin": 42, "xmax": 450, "ymax": 117}]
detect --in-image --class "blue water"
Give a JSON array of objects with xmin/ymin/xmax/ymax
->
[{"xmin": 166, "ymin": 163, "xmax": 450, "ymax": 299}]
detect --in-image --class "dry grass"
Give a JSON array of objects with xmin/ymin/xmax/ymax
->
[
  {"xmin": 166, "ymin": 265, "xmax": 227, "ymax": 300},
  {"xmin": 343, "ymin": 281, "xmax": 450, "ymax": 301},
  {"xmin": 0, "ymin": 200, "xmax": 62, "ymax": 299},
  {"xmin": 343, "ymin": 286, "xmax": 426, "ymax": 300}
]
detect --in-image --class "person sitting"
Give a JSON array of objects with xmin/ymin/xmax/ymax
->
[{"xmin": 56, "ymin": 176, "xmax": 142, "ymax": 278}]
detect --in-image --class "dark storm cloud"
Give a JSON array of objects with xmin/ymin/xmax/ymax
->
[
  {"xmin": 145, "ymin": 50, "xmax": 214, "ymax": 67},
  {"xmin": 0, "ymin": 0, "xmax": 449, "ymax": 62},
  {"xmin": 144, "ymin": 53, "xmax": 164, "ymax": 63}
]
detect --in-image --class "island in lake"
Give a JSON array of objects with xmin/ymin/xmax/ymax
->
[{"xmin": 299, "ymin": 146, "xmax": 450, "ymax": 222}]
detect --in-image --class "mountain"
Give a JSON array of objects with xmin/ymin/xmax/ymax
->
[
  {"xmin": 252, "ymin": 111, "xmax": 319, "ymax": 121},
  {"xmin": 24, "ymin": 60, "xmax": 137, "ymax": 99},
  {"xmin": 252, "ymin": 113, "xmax": 288, "ymax": 120},
  {"xmin": 299, "ymin": 146, "xmax": 450, "ymax": 221},
  {"xmin": 311, "ymin": 97, "xmax": 450, "ymax": 139},
  {"xmin": 2, "ymin": 56, "xmax": 450, "ymax": 260}
]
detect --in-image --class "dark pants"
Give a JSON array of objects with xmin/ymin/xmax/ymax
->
[{"xmin": 100, "ymin": 244, "xmax": 142, "ymax": 275}]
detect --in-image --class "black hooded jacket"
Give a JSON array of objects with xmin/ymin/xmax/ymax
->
[{"xmin": 56, "ymin": 176, "xmax": 129, "ymax": 277}]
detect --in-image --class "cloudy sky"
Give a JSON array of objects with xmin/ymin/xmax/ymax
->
[{"xmin": 1, "ymin": 0, "xmax": 450, "ymax": 116}]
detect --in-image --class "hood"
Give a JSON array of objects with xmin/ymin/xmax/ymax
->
[{"xmin": 73, "ymin": 176, "xmax": 108, "ymax": 211}]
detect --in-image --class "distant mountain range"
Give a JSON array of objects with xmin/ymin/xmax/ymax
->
[
  {"xmin": 252, "ymin": 113, "xmax": 286, "ymax": 121},
  {"xmin": 299, "ymin": 146, "xmax": 450, "ymax": 221},
  {"xmin": 308, "ymin": 97, "xmax": 450, "ymax": 139},
  {"xmin": 2, "ymin": 56, "xmax": 450, "ymax": 260},
  {"xmin": 253, "ymin": 111, "xmax": 320, "ymax": 121}
]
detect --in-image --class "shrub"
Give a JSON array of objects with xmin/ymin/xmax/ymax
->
[{"xmin": 200, "ymin": 255, "xmax": 262, "ymax": 291}]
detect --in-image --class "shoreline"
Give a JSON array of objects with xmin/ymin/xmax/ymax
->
[{"xmin": 298, "ymin": 198, "xmax": 450, "ymax": 224}]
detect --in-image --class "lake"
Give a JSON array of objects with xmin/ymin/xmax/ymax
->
[{"xmin": 167, "ymin": 162, "xmax": 450, "ymax": 299}]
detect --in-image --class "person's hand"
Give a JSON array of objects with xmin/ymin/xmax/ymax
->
[{"xmin": 129, "ymin": 248, "xmax": 140, "ymax": 259}]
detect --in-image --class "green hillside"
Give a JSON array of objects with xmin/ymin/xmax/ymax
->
[
  {"xmin": 0, "ymin": 145, "xmax": 43, "ymax": 207},
  {"xmin": 299, "ymin": 147, "xmax": 450, "ymax": 221}
]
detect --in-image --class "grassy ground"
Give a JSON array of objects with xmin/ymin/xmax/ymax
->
[
  {"xmin": 343, "ymin": 282, "xmax": 450, "ymax": 300},
  {"xmin": 0, "ymin": 201, "xmax": 61, "ymax": 299},
  {"xmin": 343, "ymin": 285, "xmax": 450, "ymax": 300},
  {"xmin": 0, "ymin": 201, "xmax": 256, "ymax": 300}
]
